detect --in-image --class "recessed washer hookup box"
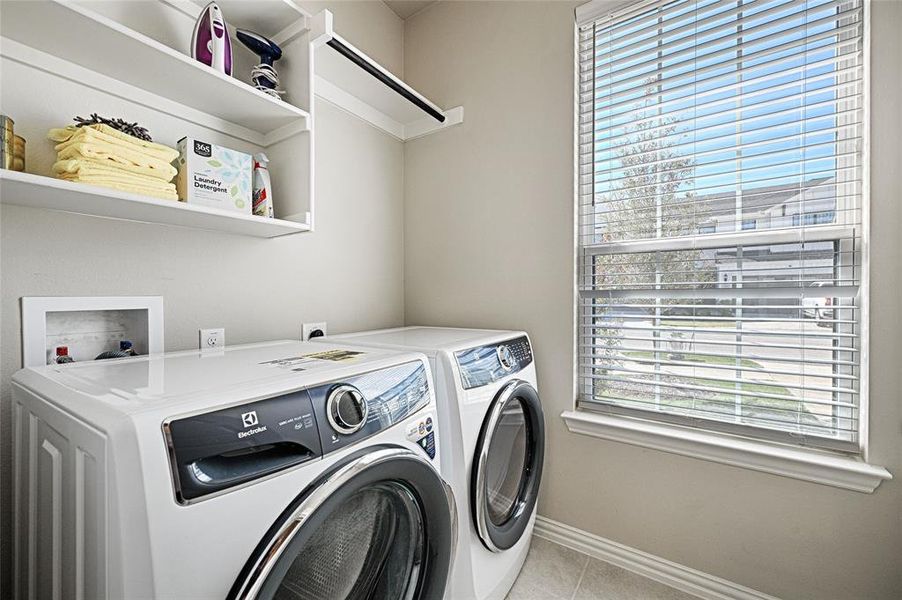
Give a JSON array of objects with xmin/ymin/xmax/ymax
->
[{"xmin": 176, "ymin": 137, "xmax": 251, "ymax": 213}]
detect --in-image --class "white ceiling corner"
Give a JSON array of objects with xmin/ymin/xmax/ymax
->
[{"xmin": 383, "ymin": 0, "xmax": 438, "ymax": 20}]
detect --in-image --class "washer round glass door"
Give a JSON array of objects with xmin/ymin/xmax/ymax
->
[
  {"xmin": 471, "ymin": 380, "xmax": 545, "ymax": 552},
  {"xmin": 229, "ymin": 446, "xmax": 455, "ymax": 600}
]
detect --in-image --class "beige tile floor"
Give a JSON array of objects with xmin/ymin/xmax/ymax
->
[{"xmin": 506, "ymin": 537, "xmax": 697, "ymax": 600}]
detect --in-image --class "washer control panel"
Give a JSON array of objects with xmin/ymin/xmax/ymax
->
[
  {"xmin": 455, "ymin": 335, "xmax": 533, "ymax": 389},
  {"xmin": 164, "ymin": 360, "xmax": 432, "ymax": 504},
  {"xmin": 308, "ymin": 361, "xmax": 432, "ymax": 454}
]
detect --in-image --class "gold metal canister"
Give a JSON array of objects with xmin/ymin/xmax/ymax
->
[
  {"xmin": 1, "ymin": 115, "xmax": 14, "ymax": 170},
  {"xmin": 12, "ymin": 135, "xmax": 25, "ymax": 172}
]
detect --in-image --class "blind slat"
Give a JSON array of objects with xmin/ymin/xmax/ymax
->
[
  {"xmin": 583, "ymin": 372, "xmax": 856, "ymax": 409},
  {"xmin": 584, "ymin": 61, "xmax": 862, "ymax": 129},
  {"xmin": 591, "ymin": 3, "xmax": 860, "ymax": 91},
  {"xmin": 591, "ymin": 10, "xmax": 861, "ymax": 88},
  {"xmin": 581, "ymin": 223, "xmax": 856, "ymax": 253},
  {"xmin": 589, "ymin": 0, "xmax": 817, "ymax": 66},
  {"xmin": 592, "ymin": 42, "xmax": 860, "ymax": 108},
  {"xmin": 580, "ymin": 342, "xmax": 858, "ymax": 368},
  {"xmin": 591, "ymin": 113, "xmax": 863, "ymax": 179},
  {"xmin": 581, "ymin": 364, "xmax": 858, "ymax": 397},
  {"xmin": 578, "ymin": 346, "xmax": 860, "ymax": 375},
  {"xmin": 580, "ymin": 332, "xmax": 860, "ymax": 353}
]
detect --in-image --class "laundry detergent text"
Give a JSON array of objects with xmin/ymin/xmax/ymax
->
[{"xmin": 193, "ymin": 175, "xmax": 227, "ymax": 194}]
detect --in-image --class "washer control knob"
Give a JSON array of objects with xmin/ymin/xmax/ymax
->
[
  {"xmin": 326, "ymin": 385, "xmax": 368, "ymax": 435},
  {"xmin": 496, "ymin": 345, "xmax": 515, "ymax": 371}
]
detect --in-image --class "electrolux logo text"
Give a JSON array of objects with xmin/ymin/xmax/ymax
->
[
  {"xmin": 242, "ymin": 411, "xmax": 259, "ymax": 427},
  {"xmin": 238, "ymin": 410, "xmax": 267, "ymax": 439}
]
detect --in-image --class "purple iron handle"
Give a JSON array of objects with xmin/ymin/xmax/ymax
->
[{"xmin": 190, "ymin": 2, "xmax": 232, "ymax": 76}]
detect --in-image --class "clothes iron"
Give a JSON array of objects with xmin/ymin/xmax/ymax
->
[{"xmin": 191, "ymin": 2, "xmax": 232, "ymax": 75}]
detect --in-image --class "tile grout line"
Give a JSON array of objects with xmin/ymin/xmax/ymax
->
[{"xmin": 569, "ymin": 554, "xmax": 591, "ymax": 600}]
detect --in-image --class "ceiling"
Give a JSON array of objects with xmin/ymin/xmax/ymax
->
[{"xmin": 383, "ymin": 0, "xmax": 438, "ymax": 20}]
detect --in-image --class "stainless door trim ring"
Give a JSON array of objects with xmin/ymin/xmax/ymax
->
[
  {"xmin": 473, "ymin": 379, "xmax": 522, "ymax": 553},
  {"xmin": 232, "ymin": 446, "xmax": 424, "ymax": 600},
  {"xmin": 442, "ymin": 478, "xmax": 459, "ymax": 572}
]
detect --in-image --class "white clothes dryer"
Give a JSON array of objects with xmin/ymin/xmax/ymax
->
[{"xmin": 323, "ymin": 327, "xmax": 545, "ymax": 600}]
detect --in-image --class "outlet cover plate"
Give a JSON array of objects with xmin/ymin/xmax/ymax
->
[
  {"xmin": 200, "ymin": 328, "xmax": 225, "ymax": 349},
  {"xmin": 302, "ymin": 322, "xmax": 327, "ymax": 340}
]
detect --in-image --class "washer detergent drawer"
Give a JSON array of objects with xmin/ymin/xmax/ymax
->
[{"xmin": 164, "ymin": 390, "xmax": 323, "ymax": 503}]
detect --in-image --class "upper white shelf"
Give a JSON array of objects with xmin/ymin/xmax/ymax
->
[
  {"xmin": 0, "ymin": 171, "xmax": 310, "ymax": 238},
  {"xmin": 311, "ymin": 11, "xmax": 463, "ymax": 141},
  {"xmin": 0, "ymin": 0, "xmax": 310, "ymax": 144}
]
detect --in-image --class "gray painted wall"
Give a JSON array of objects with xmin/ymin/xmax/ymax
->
[
  {"xmin": 0, "ymin": 0, "xmax": 405, "ymax": 593},
  {"xmin": 402, "ymin": 1, "xmax": 902, "ymax": 598}
]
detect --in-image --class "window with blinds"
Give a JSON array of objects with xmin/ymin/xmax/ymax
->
[{"xmin": 577, "ymin": 0, "xmax": 865, "ymax": 451}]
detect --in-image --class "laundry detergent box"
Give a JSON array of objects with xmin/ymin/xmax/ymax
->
[{"xmin": 176, "ymin": 137, "xmax": 251, "ymax": 213}]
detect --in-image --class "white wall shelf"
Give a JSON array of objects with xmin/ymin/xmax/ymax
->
[
  {"xmin": 0, "ymin": 0, "xmax": 310, "ymax": 146},
  {"xmin": 0, "ymin": 171, "xmax": 309, "ymax": 238},
  {"xmin": 0, "ymin": 0, "xmax": 315, "ymax": 236},
  {"xmin": 311, "ymin": 11, "xmax": 463, "ymax": 141}
]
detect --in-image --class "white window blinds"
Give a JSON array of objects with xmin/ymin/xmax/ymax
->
[{"xmin": 577, "ymin": 0, "xmax": 865, "ymax": 451}]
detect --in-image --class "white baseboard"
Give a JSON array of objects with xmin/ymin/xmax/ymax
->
[{"xmin": 533, "ymin": 516, "xmax": 780, "ymax": 600}]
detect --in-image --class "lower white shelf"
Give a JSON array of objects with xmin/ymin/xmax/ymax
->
[{"xmin": 0, "ymin": 170, "xmax": 310, "ymax": 238}]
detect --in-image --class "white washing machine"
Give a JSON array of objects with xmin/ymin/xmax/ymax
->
[
  {"xmin": 11, "ymin": 340, "xmax": 456, "ymax": 600},
  {"xmin": 323, "ymin": 327, "xmax": 545, "ymax": 600}
]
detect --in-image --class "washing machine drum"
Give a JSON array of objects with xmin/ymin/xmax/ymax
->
[{"xmin": 229, "ymin": 446, "xmax": 455, "ymax": 600}]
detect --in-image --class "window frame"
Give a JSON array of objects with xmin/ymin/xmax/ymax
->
[{"xmin": 571, "ymin": 0, "xmax": 877, "ymax": 467}]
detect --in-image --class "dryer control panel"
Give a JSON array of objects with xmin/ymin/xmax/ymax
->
[
  {"xmin": 307, "ymin": 361, "xmax": 432, "ymax": 455},
  {"xmin": 455, "ymin": 335, "xmax": 533, "ymax": 389}
]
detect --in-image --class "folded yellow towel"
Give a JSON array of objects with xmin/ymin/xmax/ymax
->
[
  {"xmin": 55, "ymin": 143, "xmax": 177, "ymax": 181},
  {"xmin": 58, "ymin": 172, "xmax": 177, "ymax": 195},
  {"xmin": 52, "ymin": 159, "xmax": 175, "ymax": 191},
  {"xmin": 58, "ymin": 174, "xmax": 179, "ymax": 201},
  {"xmin": 48, "ymin": 124, "xmax": 179, "ymax": 163},
  {"xmin": 48, "ymin": 124, "xmax": 178, "ymax": 181}
]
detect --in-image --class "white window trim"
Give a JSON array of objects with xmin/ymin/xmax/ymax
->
[
  {"xmin": 561, "ymin": 409, "xmax": 890, "ymax": 493},
  {"xmin": 570, "ymin": 0, "xmax": 885, "ymax": 486}
]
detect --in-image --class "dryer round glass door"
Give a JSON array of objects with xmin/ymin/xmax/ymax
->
[
  {"xmin": 229, "ymin": 447, "xmax": 455, "ymax": 600},
  {"xmin": 472, "ymin": 380, "xmax": 545, "ymax": 553}
]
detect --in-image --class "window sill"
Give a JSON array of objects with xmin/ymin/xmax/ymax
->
[{"xmin": 561, "ymin": 410, "xmax": 892, "ymax": 493}]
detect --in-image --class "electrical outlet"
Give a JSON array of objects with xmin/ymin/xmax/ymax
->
[
  {"xmin": 302, "ymin": 322, "xmax": 327, "ymax": 341},
  {"xmin": 199, "ymin": 328, "xmax": 225, "ymax": 349}
]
